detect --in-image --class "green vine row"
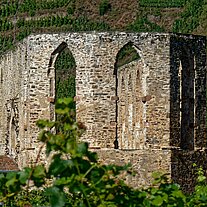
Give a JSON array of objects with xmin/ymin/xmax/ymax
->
[{"xmin": 139, "ymin": 0, "xmax": 187, "ymax": 8}]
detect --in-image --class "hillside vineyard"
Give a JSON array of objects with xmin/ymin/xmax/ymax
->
[{"xmin": 0, "ymin": 32, "xmax": 206, "ymax": 191}]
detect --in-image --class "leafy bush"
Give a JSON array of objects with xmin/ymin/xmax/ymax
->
[
  {"xmin": 99, "ymin": 0, "xmax": 111, "ymax": 16},
  {"xmin": 1, "ymin": 98, "xmax": 207, "ymax": 206}
]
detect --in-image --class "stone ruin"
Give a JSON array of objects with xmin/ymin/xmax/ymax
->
[{"xmin": 0, "ymin": 32, "xmax": 206, "ymax": 191}]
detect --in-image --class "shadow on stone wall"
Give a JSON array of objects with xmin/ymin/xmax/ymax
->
[
  {"xmin": 170, "ymin": 35, "xmax": 207, "ymax": 192},
  {"xmin": 171, "ymin": 149, "xmax": 207, "ymax": 193},
  {"xmin": 170, "ymin": 35, "xmax": 206, "ymax": 149}
]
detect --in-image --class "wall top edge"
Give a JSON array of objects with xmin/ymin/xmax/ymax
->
[
  {"xmin": 0, "ymin": 32, "xmax": 205, "ymax": 58},
  {"xmin": 25, "ymin": 31, "xmax": 206, "ymax": 40}
]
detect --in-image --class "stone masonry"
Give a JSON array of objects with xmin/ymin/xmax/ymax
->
[{"xmin": 0, "ymin": 32, "xmax": 206, "ymax": 191}]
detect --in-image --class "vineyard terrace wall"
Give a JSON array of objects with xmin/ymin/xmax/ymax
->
[{"xmin": 0, "ymin": 32, "xmax": 206, "ymax": 191}]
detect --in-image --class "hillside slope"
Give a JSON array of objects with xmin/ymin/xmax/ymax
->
[{"xmin": 0, "ymin": 0, "xmax": 205, "ymax": 52}]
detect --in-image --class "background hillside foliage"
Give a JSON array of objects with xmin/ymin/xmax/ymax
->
[{"xmin": 0, "ymin": 0, "xmax": 206, "ymax": 53}]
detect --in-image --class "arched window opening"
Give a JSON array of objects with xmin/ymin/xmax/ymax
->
[
  {"xmin": 114, "ymin": 42, "xmax": 142, "ymax": 149},
  {"xmin": 114, "ymin": 42, "xmax": 140, "ymax": 72},
  {"xmin": 49, "ymin": 42, "xmax": 76, "ymax": 125},
  {"xmin": 54, "ymin": 46, "xmax": 76, "ymax": 110}
]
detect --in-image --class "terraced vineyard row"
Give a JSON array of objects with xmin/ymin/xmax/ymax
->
[
  {"xmin": 0, "ymin": 15, "xmax": 110, "ymax": 52},
  {"xmin": 173, "ymin": 0, "xmax": 205, "ymax": 33},
  {"xmin": 139, "ymin": 0, "xmax": 187, "ymax": 8},
  {"xmin": 0, "ymin": 0, "xmax": 74, "ymax": 17},
  {"xmin": 0, "ymin": 0, "xmax": 205, "ymax": 54}
]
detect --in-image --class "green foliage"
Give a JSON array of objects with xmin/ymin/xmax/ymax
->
[
  {"xmin": 1, "ymin": 98, "xmax": 207, "ymax": 206},
  {"xmin": 99, "ymin": 0, "xmax": 112, "ymax": 16},
  {"xmin": 186, "ymin": 166, "xmax": 207, "ymax": 206},
  {"xmin": 0, "ymin": 19, "xmax": 14, "ymax": 32},
  {"xmin": 139, "ymin": 0, "xmax": 187, "ymax": 8},
  {"xmin": 198, "ymin": 1, "xmax": 207, "ymax": 33},
  {"xmin": 3, "ymin": 190, "xmax": 50, "ymax": 206},
  {"xmin": 146, "ymin": 172, "xmax": 186, "ymax": 206},
  {"xmin": 115, "ymin": 42, "xmax": 140, "ymax": 68},
  {"xmin": 67, "ymin": 1, "xmax": 76, "ymax": 15},
  {"xmin": 0, "ymin": 0, "xmax": 70, "ymax": 18},
  {"xmin": 55, "ymin": 48, "xmax": 76, "ymax": 110},
  {"xmin": 56, "ymin": 76, "xmax": 75, "ymax": 100},
  {"xmin": 55, "ymin": 48, "xmax": 76, "ymax": 71},
  {"xmin": 127, "ymin": 17, "xmax": 165, "ymax": 32},
  {"xmin": 0, "ymin": 14, "xmax": 110, "ymax": 52},
  {"xmin": 173, "ymin": 0, "xmax": 204, "ymax": 33},
  {"xmin": 0, "ymin": 35, "xmax": 14, "ymax": 52}
]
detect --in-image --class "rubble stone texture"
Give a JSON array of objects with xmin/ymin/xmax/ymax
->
[{"xmin": 0, "ymin": 32, "xmax": 206, "ymax": 191}]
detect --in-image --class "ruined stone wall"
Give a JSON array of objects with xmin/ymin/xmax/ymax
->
[
  {"xmin": 170, "ymin": 35, "xmax": 206, "ymax": 149},
  {"xmin": 0, "ymin": 32, "xmax": 206, "ymax": 191},
  {"xmin": 97, "ymin": 148, "xmax": 207, "ymax": 192},
  {"xmin": 97, "ymin": 148, "xmax": 171, "ymax": 188},
  {"xmin": 20, "ymin": 32, "xmax": 173, "ymax": 152},
  {"xmin": 0, "ymin": 41, "xmax": 29, "ymax": 167},
  {"xmin": 0, "ymin": 155, "xmax": 19, "ymax": 171},
  {"xmin": 171, "ymin": 149, "xmax": 207, "ymax": 193}
]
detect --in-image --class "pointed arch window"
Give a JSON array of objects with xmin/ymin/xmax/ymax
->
[
  {"xmin": 48, "ymin": 42, "xmax": 76, "ymax": 121},
  {"xmin": 114, "ymin": 41, "xmax": 143, "ymax": 149}
]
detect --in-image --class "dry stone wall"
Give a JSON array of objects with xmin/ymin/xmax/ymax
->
[{"xmin": 0, "ymin": 32, "xmax": 206, "ymax": 190}]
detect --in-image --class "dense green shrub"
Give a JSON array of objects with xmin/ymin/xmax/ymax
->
[
  {"xmin": 99, "ymin": 0, "xmax": 111, "ymax": 16},
  {"xmin": 0, "ymin": 98, "xmax": 207, "ymax": 206}
]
